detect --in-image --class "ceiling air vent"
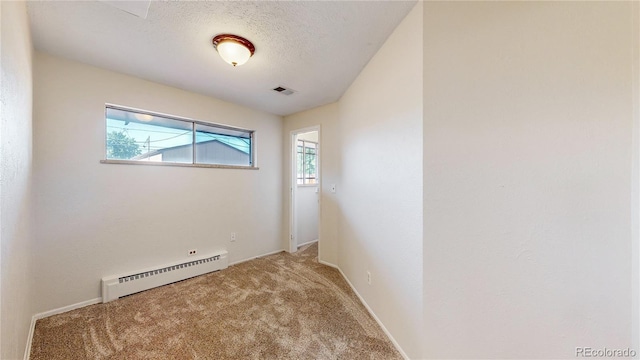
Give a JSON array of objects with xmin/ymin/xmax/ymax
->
[{"xmin": 273, "ymin": 86, "xmax": 295, "ymax": 96}]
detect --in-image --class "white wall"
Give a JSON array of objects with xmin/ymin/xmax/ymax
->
[
  {"xmin": 0, "ymin": 1, "xmax": 34, "ymax": 358},
  {"xmin": 297, "ymin": 131, "xmax": 318, "ymax": 143},
  {"xmin": 295, "ymin": 185, "xmax": 318, "ymax": 246},
  {"xmin": 283, "ymin": 103, "xmax": 339, "ymax": 265},
  {"xmin": 423, "ymin": 2, "xmax": 639, "ymax": 358},
  {"xmin": 32, "ymin": 53, "xmax": 283, "ymax": 314},
  {"xmin": 337, "ymin": 2, "xmax": 423, "ymax": 358}
]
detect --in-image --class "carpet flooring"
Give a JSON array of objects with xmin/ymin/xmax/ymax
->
[{"xmin": 30, "ymin": 243, "xmax": 403, "ymax": 359}]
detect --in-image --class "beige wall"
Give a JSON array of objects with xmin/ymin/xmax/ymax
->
[
  {"xmin": 285, "ymin": 3, "xmax": 424, "ymax": 358},
  {"xmin": 32, "ymin": 53, "xmax": 283, "ymax": 314},
  {"xmin": 423, "ymin": 2, "xmax": 639, "ymax": 358},
  {"xmin": 338, "ymin": 3, "xmax": 423, "ymax": 357},
  {"xmin": 633, "ymin": 2, "xmax": 640, "ymax": 353},
  {"xmin": 1, "ymin": 1, "xmax": 34, "ymax": 359}
]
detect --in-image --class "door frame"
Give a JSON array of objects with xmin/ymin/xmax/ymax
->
[{"xmin": 289, "ymin": 125, "xmax": 321, "ymax": 253}]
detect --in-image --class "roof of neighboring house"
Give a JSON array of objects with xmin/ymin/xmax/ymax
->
[{"xmin": 132, "ymin": 139, "xmax": 248, "ymax": 160}]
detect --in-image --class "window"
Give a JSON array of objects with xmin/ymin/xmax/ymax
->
[
  {"xmin": 104, "ymin": 105, "xmax": 255, "ymax": 168},
  {"xmin": 297, "ymin": 140, "xmax": 317, "ymax": 185}
]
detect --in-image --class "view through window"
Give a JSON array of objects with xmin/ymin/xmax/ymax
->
[
  {"xmin": 297, "ymin": 140, "xmax": 317, "ymax": 185},
  {"xmin": 105, "ymin": 106, "xmax": 254, "ymax": 167}
]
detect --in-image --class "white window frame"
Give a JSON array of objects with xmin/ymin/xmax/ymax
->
[
  {"xmin": 296, "ymin": 139, "xmax": 318, "ymax": 186},
  {"xmin": 100, "ymin": 104, "xmax": 258, "ymax": 170}
]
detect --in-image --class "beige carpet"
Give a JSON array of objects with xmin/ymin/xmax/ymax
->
[{"xmin": 30, "ymin": 243, "xmax": 402, "ymax": 359}]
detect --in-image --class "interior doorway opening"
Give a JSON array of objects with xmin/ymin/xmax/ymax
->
[{"xmin": 289, "ymin": 126, "xmax": 321, "ymax": 253}]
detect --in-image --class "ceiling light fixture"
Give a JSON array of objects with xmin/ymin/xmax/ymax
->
[{"xmin": 212, "ymin": 34, "xmax": 255, "ymax": 67}]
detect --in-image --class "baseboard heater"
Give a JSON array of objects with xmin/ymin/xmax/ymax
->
[{"xmin": 101, "ymin": 250, "xmax": 228, "ymax": 303}]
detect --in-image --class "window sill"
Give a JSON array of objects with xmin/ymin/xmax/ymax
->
[{"xmin": 100, "ymin": 159, "xmax": 259, "ymax": 170}]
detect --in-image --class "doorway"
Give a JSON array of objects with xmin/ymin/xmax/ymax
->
[{"xmin": 289, "ymin": 126, "xmax": 320, "ymax": 253}]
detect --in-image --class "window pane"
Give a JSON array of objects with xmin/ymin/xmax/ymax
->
[
  {"xmin": 294, "ymin": 140, "xmax": 319, "ymax": 185},
  {"xmin": 106, "ymin": 108, "xmax": 193, "ymax": 163},
  {"xmin": 105, "ymin": 106, "xmax": 256, "ymax": 168},
  {"xmin": 305, "ymin": 143, "xmax": 317, "ymax": 184},
  {"xmin": 297, "ymin": 150, "xmax": 304, "ymax": 184},
  {"xmin": 195, "ymin": 123, "xmax": 251, "ymax": 166}
]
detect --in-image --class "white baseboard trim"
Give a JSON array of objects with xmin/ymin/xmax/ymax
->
[
  {"xmin": 33, "ymin": 297, "xmax": 102, "ymax": 320},
  {"xmin": 297, "ymin": 239, "xmax": 318, "ymax": 248},
  {"xmin": 24, "ymin": 297, "xmax": 102, "ymax": 360},
  {"xmin": 334, "ymin": 267, "xmax": 410, "ymax": 360},
  {"xmin": 318, "ymin": 259, "xmax": 338, "ymax": 268},
  {"xmin": 24, "ymin": 316, "xmax": 36, "ymax": 360},
  {"xmin": 229, "ymin": 249, "xmax": 284, "ymax": 267}
]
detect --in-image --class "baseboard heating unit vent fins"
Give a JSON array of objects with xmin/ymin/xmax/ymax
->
[{"xmin": 101, "ymin": 250, "xmax": 228, "ymax": 303}]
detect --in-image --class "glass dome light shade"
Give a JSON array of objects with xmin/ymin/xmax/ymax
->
[{"xmin": 212, "ymin": 35, "xmax": 255, "ymax": 67}]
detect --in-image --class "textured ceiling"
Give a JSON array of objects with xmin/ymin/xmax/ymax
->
[{"xmin": 27, "ymin": 1, "xmax": 416, "ymax": 116}]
